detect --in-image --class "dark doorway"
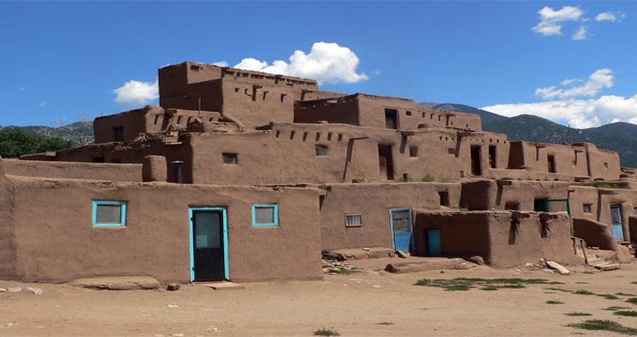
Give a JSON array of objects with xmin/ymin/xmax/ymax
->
[
  {"xmin": 378, "ymin": 145, "xmax": 395, "ymax": 180},
  {"xmin": 190, "ymin": 208, "xmax": 227, "ymax": 281},
  {"xmin": 385, "ymin": 109, "xmax": 398, "ymax": 129},
  {"xmin": 471, "ymin": 146, "xmax": 482, "ymax": 176},
  {"xmin": 547, "ymin": 155, "xmax": 556, "ymax": 173},
  {"xmin": 488, "ymin": 145, "xmax": 497, "ymax": 168}
]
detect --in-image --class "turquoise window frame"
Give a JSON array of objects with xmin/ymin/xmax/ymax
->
[
  {"xmin": 92, "ymin": 200, "xmax": 127, "ymax": 227},
  {"xmin": 251, "ymin": 203, "xmax": 279, "ymax": 227}
]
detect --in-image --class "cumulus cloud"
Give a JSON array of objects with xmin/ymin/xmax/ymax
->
[
  {"xmin": 113, "ymin": 79, "xmax": 159, "ymax": 107},
  {"xmin": 532, "ymin": 6, "xmax": 625, "ymax": 40},
  {"xmin": 483, "ymin": 95, "xmax": 637, "ymax": 129},
  {"xmin": 596, "ymin": 11, "xmax": 626, "ymax": 22},
  {"xmin": 535, "ymin": 69, "xmax": 614, "ymax": 99},
  {"xmin": 532, "ymin": 6, "xmax": 584, "ymax": 36},
  {"xmin": 217, "ymin": 42, "xmax": 368, "ymax": 85}
]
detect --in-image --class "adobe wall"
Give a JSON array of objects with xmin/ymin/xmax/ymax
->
[
  {"xmin": 414, "ymin": 211, "xmax": 579, "ymax": 267},
  {"xmin": 570, "ymin": 185, "xmax": 637, "ymax": 243},
  {"xmin": 0, "ymin": 159, "xmax": 17, "ymax": 279},
  {"xmin": 93, "ymin": 106, "xmax": 160, "ymax": 143},
  {"xmin": 508, "ymin": 141, "xmax": 621, "ymax": 180},
  {"xmin": 6, "ymin": 176, "xmax": 322, "ymax": 283},
  {"xmin": 294, "ymin": 96, "xmax": 361, "ymax": 125},
  {"xmin": 460, "ymin": 180, "xmax": 571, "ymax": 211},
  {"xmin": 300, "ymin": 90, "xmax": 348, "ymax": 101},
  {"xmin": 3, "ymin": 159, "xmax": 142, "ymax": 182},
  {"xmin": 320, "ymin": 182, "xmax": 460, "ymax": 251}
]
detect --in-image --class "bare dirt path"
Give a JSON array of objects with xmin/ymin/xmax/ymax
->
[{"xmin": 3, "ymin": 259, "xmax": 637, "ymax": 337}]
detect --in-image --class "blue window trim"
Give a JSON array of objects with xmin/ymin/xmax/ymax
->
[
  {"xmin": 251, "ymin": 203, "xmax": 279, "ymax": 227},
  {"xmin": 92, "ymin": 200, "xmax": 127, "ymax": 227}
]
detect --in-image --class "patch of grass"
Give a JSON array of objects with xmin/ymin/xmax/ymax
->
[
  {"xmin": 481, "ymin": 285, "xmax": 499, "ymax": 291},
  {"xmin": 583, "ymin": 271, "xmax": 596, "ymax": 274},
  {"xmin": 547, "ymin": 300, "xmax": 564, "ymax": 304},
  {"xmin": 575, "ymin": 282, "xmax": 590, "ymax": 284},
  {"xmin": 376, "ymin": 322, "xmax": 395, "ymax": 325},
  {"xmin": 626, "ymin": 298, "xmax": 637, "ymax": 305},
  {"xmin": 605, "ymin": 306, "xmax": 631, "ymax": 311},
  {"xmin": 631, "ymin": 281, "xmax": 637, "ymax": 285},
  {"xmin": 332, "ymin": 267, "xmax": 361, "ymax": 274},
  {"xmin": 548, "ymin": 281, "xmax": 566, "ymax": 285},
  {"xmin": 415, "ymin": 277, "xmax": 554, "ymax": 292},
  {"xmin": 574, "ymin": 290, "xmax": 594, "ymax": 295},
  {"xmin": 568, "ymin": 319, "xmax": 637, "ymax": 335},
  {"xmin": 599, "ymin": 294, "xmax": 620, "ymax": 300},
  {"xmin": 618, "ymin": 293, "xmax": 637, "ymax": 297},
  {"xmin": 565, "ymin": 312, "xmax": 593, "ymax": 316},
  {"xmin": 420, "ymin": 175, "xmax": 435, "ymax": 182},
  {"xmin": 545, "ymin": 287, "xmax": 573, "ymax": 293},
  {"xmin": 614, "ymin": 311, "xmax": 637, "ymax": 317},
  {"xmin": 314, "ymin": 327, "xmax": 340, "ymax": 336}
]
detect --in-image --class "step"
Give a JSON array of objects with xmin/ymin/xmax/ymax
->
[{"xmin": 592, "ymin": 263, "xmax": 621, "ymax": 271}]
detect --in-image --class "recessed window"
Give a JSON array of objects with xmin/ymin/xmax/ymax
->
[
  {"xmin": 92, "ymin": 201, "xmax": 127, "ymax": 227},
  {"xmin": 113, "ymin": 127, "xmax": 124, "ymax": 142},
  {"xmin": 447, "ymin": 148, "xmax": 455, "ymax": 155},
  {"xmin": 222, "ymin": 153, "xmax": 238, "ymax": 164},
  {"xmin": 409, "ymin": 146, "xmax": 418, "ymax": 158},
  {"xmin": 315, "ymin": 145, "xmax": 328, "ymax": 156},
  {"xmin": 583, "ymin": 204, "xmax": 592, "ymax": 213},
  {"xmin": 252, "ymin": 204, "xmax": 279, "ymax": 227},
  {"xmin": 345, "ymin": 214, "xmax": 362, "ymax": 227},
  {"xmin": 405, "ymin": 110, "xmax": 412, "ymax": 116}
]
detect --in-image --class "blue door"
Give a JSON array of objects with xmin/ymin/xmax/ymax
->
[
  {"xmin": 189, "ymin": 207, "xmax": 229, "ymax": 281},
  {"xmin": 610, "ymin": 204, "xmax": 624, "ymax": 241},
  {"xmin": 427, "ymin": 229, "xmax": 442, "ymax": 257},
  {"xmin": 390, "ymin": 209, "xmax": 412, "ymax": 252}
]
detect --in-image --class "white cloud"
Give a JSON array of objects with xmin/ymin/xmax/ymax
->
[
  {"xmin": 596, "ymin": 11, "xmax": 626, "ymax": 22},
  {"xmin": 572, "ymin": 24, "xmax": 588, "ymax": 40},
  {"xmin": 113, "ymin": 79, "xmax": 159, "ymax": 107},
  {"xmin": 483, "ymin": 94, "xmax": 637, "ymax": 129},
  {"xmin": 532, "ymin": 6, "xmax": 584, "ymax": 36},
  {"xmin": 535, "ymin": 69, "xmax": 613, "ymax": 99},
  {"xmin": 216, "ymin": 42, "xmax": 368, "ymax": 85},
  {"xmin": 211, "ymin": 61, "xmax": 229, "ymax": 67},
  {"xmin": 38, "ymin": 101, "xmax": 47, "ymax": 108}
]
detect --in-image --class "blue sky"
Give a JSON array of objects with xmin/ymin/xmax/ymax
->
[{"xmin": 1, "ymin": 1, "xmax": 635, "ymax": 129}]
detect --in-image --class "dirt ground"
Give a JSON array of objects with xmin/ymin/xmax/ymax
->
[{"xmin": 3, "ymin": 257, "xmax": 637, "ymax": 337}]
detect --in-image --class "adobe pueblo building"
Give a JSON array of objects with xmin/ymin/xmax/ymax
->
[{"xmin": 2, "ymin": 61, "xmax": 637, "ymax": 283}]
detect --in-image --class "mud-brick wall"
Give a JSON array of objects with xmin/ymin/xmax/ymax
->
[
  {"xmin": 7, "ymin": 176, "xmax": 322, "ymax": 283},
  {"xmin": 320, "ymin": 182, "xmax": 460, "ymax": 251},
  {"xmin": 460, "ymin": 180, "xmax": 571, "ymax": 211},
  {"xmin": 4, "ymin": 159, "xmax": 142, "ymax": 182},
  {"xmin": 414, "ymin": 211, "xmax": 579, "ymax": 267},
  {"xmin": 0, "ymin": 161, "xmax": 17, "ymax": 279}
]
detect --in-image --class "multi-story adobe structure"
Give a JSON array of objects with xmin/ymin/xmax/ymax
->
[{"xmin": 1, "ymin": 61, "xmax": 635, "ymax": 284}]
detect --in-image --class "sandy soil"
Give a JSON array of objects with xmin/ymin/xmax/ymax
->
[{"xmin": 3, "ymin": 258, "xmax": 637, "ymax": 337}]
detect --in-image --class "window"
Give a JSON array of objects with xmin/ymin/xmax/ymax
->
[
  {"xmin": 113, "ymin": 127, "xmax": 124, "ymax": 142},
  {"xmin": 447, "ymin": 148, "xmax": 455, "ymax": 155},
  {"xmin": 409, "ymin": 146, "xmax": 418, "ymax": 158},
  {"xmin": 222, "ymin": 153, "xmax": 238, "ymax": 164},
  {"xmin": 92, "ymin": 201, "xmax": 127, "ymax": 227},
  {"xmin": 315, "ymin": 145, "xmax": 328, "ymax": 156},
  {"xmin": 252, "ymin": 204, "xmax": 279, "ymax": 227},
  {"xmin": 345, "ymin": 214, "xmax": 362, "ymax": 227},
  {"xmin": 405, "ymin": 110, "xmax": 412, "ymax": 116},
  {"xmin": 583, "ymin": 204, "xmax": 592, "ymax": 213}
]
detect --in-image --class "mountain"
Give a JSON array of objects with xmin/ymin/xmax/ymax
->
[
  {"xmin": 418, "ymin": 102, "xmax": 507, "ymax": 122},
  {"xmin": 1, "ymin": 121, "xmax": 94, "ymax": 147},
  {"xmin": 426, "ymin": 103, "xmax": 637, "ymax": 168}
]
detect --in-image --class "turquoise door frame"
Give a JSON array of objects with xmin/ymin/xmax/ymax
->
[
  {"xmin": 389, "ymin": 208, "xmax": 413, "ymax": 252},
  {"xmin": 189, "ymin": 207, "xmax": 230, "ymax": 281}
]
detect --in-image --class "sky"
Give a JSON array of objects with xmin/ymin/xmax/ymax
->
[{"xmin": 1, "ymin": 1, "xmax": 636, "ymax": 129}]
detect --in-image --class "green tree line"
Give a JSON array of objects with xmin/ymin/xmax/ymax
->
[{"xmin": 0, "ymin": 127, "xmax": 74, "ymax": 158}]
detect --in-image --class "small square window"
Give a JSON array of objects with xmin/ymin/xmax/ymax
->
[
  {"xmin": 345, "ymin": 214, "xmax": 362, "ymax": 227},
  {"xmin": 315, "ymin": 145, "xmax": 328, "ymax": 156},
  {"xmin": 583, "ymin": 204, "xmax": 592, "ymax": 213},
  {"xmin": 252, "ymin": 204, "xmax": 279, "ymax": 227},
  {"xmin": 92, "ymin": 201, "xmax": 127, "ymax": 227},
  {"xmin": 448, "ymin": 148, "xmax": 455, "ymax": 155},
  {"xmin": 409, "ymin": 146, "xmax": 418, "ymax": 158},
  {"xmin": 222, "ymin": 153, "xmax": 238, "ymax": 164},
  {"xmin": 405, "ymin": 110, "xmax": 412, "ymax": 116}
]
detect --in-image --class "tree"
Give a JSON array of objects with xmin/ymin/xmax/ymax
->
[{"xmin": 0, "ymin": 127, "xmax": 74, "ymax": 158}]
